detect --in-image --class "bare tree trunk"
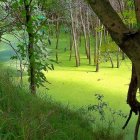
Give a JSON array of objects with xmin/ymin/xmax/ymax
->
[
  {"xmin": 94, "ymin": 26, "xmax": 98, "ymax": 66},
  {"xmin": 122, "ymin": 51, "xmax": 125, "ymax": 60},
  {"xmin": 107, "ymin": 50, "xmax": 114, "ymax": 68},
  {"xmin": 75, "ymin": 4, "xmax": 80, "ymax": 66},
  {"xmin": 69, "ymin": 29, "xmax": 73, "ymax": 61},
  {"xmin": 80, "ymin": 6, "xmax": 89, "ymax": 59},
  {"xmin": 87, "ymin": 7, "xmax": 91, "ymax": 64},
  {"xmin": 117, "ymin": 47, "xmax": 120, "ymax": 68},
  {"xmin": 69, "ymin": 0, "xmax": 80, "ymax": 67},
  {"xmin": 96, "ymin": 31, "xmax": 100, "ymax": 72},
  {"xmin": 96, "ymin": 20, "xmax": 103, "ymax": 72},
  {"xmin": 104, "ymin": 28, "xmax": 114, "ymax": 68},
  {"xmin": 79, "ymin": 31, "xmax": 82, "ymax": 48},
  {"xmin": 56, "ymin": 18, "xmax": 60, "ymax": 63}
]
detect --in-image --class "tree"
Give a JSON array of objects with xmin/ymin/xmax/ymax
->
[
  {"xmin": 86, "ymin": 0, "xmax": 140, "ymax": 139},
  {"xmin": 24, "ymin": 0, "xmax": 36, "ymax": 94},
  {"xmin": 22, "ymin": 0, "xmax": 53, "ymax": 94},
  {"xmin": 69, "ymin": 0, "xmax": 80, "ymax": 67},
  {"xmin": 0, "ymin": 0, "xmax": 53, "ymax": 94},
  {"xmin": 37, "ymin": 0, "xmax": 65, "ymax": 63}
]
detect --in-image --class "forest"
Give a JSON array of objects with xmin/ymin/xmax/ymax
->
[{"xmin": 0, "ymin": 0, "xmax": 140, "ymax": 140}]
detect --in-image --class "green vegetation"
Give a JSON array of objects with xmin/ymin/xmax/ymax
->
[
  {"xmin": 1, "ymin": 0, "xmax": 140, "ymax": 139},
  {"xmin": 0, "ymin": 71, "xmax": 128, "ymax": 140},
  {"xmin": 0, "ymin": 33, "xmax": 136, "ymax": 140},
  {"xmin": 0, "ymin": 71, "xmax": 94, "ymax": 140},
  {"xmin": 0, "ymin": 33, "xmax": 130, "ymax": 139},
  {"xmin": 43, "ymin": 33, "xmax": 131, "ymax": 109}
]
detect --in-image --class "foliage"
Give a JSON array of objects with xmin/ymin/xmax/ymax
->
[
  {"xmin": 88, "ymin": 94, "xmax": 127, "ymax": 140},
  {"xmin": 4, "ymin": 0, "xmax": 55, "ymax": 89}
]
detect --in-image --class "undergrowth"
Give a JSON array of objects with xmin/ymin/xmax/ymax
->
[{"xmin": 88, "ymin": 94, "xmax": 127, "ymax": 140}]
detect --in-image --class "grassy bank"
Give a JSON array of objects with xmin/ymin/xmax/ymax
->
[
  {"xmin": 0, "ymin": 72, "xmax": 94, "ymax": 140},
  {"xmin": 0, "ymin": 71, "xmax": 127, "ymax": 140}
]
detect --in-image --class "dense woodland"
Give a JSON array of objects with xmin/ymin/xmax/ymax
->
[{"xmin": 0, "ymin": 0, "xmax": 140, "ymax": 140}]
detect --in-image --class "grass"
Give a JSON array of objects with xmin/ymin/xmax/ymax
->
[
  {"xmin": 0, "ymin": 71, "xmax": 127, "ymax": 140},
  {"xmin": 0, "ymin": 71, "xmax": 95, "ymax": 140}
]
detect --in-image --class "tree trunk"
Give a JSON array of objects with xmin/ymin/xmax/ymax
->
[
  {"xmin": 80, "ymin": 6, "xmax": 89, "ymax": 59},
  {"xmin": 95, "ymin": 30, "xmax": 100, "ymax": 72},
  {"xmin": 122, "ymin": 51, "xmax": 125, "ymax": 60},
  {"xmin": 24, "ymin": 0, "xmax": 36, "ymax": 94},
  {"xmin": 127, "ymin": 64, "xmax": 138, "ymax": 114},
  {"xmin": 86, "ymin": 8, "xmax": 91, "ymax": 65},
  {"xmin": 107, "ymin": 50, "xmax": 114, "ymax": 68},
  {"xmin": 96, "ymin": 21, "xmax": 103, "ymax": 72},
  {"xmin": 79, "ymin": 31, "xmax": 82, "ymax": 48},
  {"xmin": 69, "ymin": 0, "xmax": 80, "ymax": 67},
  {"xmin": 117, "ymin": 47, "xmax": 120, "ymax": 68},
  {"xmin": 56, "ymin": 19, "xmax": 60, "ymax": 63},
  {"xmin": 69, "ymin": 29, "xmax": 73, "ymax": 61},
  {"xmin": 94, "ymin": 28, "xmax": 98, "ymax": 66}
]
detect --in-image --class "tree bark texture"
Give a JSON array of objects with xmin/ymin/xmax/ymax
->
[{"xmin": 24, "ymin": 0, "xmax": 36, "ymax": 94}]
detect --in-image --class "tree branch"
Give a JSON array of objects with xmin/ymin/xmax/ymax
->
[{"xmin": 86, "ymin": 0, "xmax": 130, "ymax": 45}]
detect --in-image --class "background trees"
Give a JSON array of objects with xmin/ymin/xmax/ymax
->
[
  {"xmin": 86, "ymin": 0, "xmax": 140, "ymax": 139},
  {"xmin": 1, "ymin": 0, "xmax": 137, "ymax": 93},
  {"xmin": 1, "ymin": 0, "xmax": 140, "ymax": 139},
  {"xmin": 1, "ymin": 0, "xmax": 135, "ymax": 91}
]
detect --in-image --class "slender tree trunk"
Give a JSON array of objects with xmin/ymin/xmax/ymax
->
[
  {"xmin": 117, "ymin": 47, "xmax": 120, "ymax": 68},
  {"xmin": 69, "ymin": 29, "xmax": 73, "ymax": 61},
  {"xmin": 75, "ymin": 4, "xmax": 80, "ymax": 65},
  {"xmin": 79, "ymin": 6, "xmax": 89, "ymax": 59},
  {"xmin": 87, "ymin": 8, "xmax": 91, "ymax": 64},
  {"xmin": 94, "ymin": 26, "xmax": 98, "ymax": 66},
  {"xmin": 96, "ymin": 31, "xmax": 100, "ymax": 72},
  {"xmin": 79, "ymin": 31, "xmax": 82, "ymax": 48},
  {"xmin": 104, "ymin": 30, "xmax": 114, "ymax": 68},
  {"xmin": 56, "ymin": 19, "xmax": 60, "ymax": 63},
  {"xmin": 122, "ymin": 51, "xmax": 125, "ymax": 60},
  {"xmin": 96, "ymin": 21, "xmax": 103, "ymax": 72},
  {"xmin": 69, "ymin": 0, "xmax": 80, "ymax": 67},
  {"xmin": 24, "ymin": 0, "xmax": 36, "ymax": 94},
  {"xmin": 107, "ymin": 50, "xmax": 114, "ymax": 68}
]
